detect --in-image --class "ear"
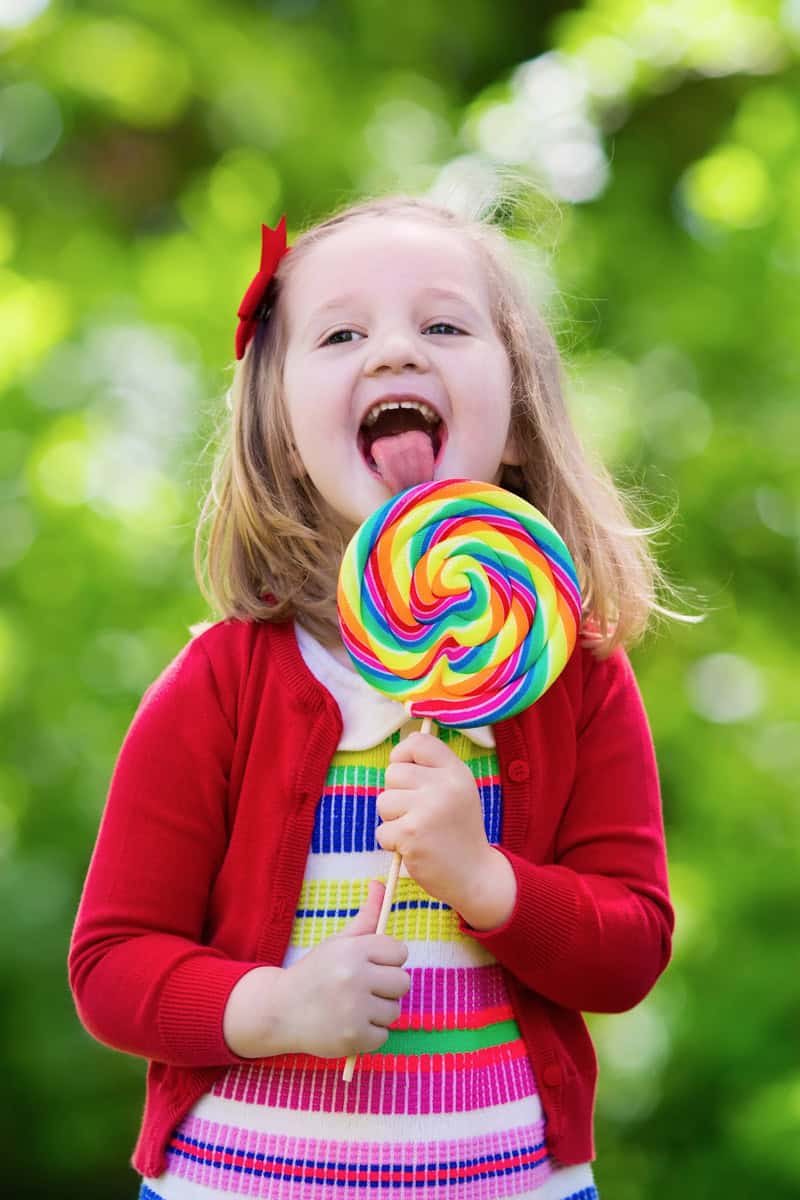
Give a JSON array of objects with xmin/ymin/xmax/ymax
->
[{"xmin": 501, "ymin": 423, "xmax": 523, "ymax": 467}]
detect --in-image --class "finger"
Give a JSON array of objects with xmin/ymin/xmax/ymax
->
[
  {"xmin": 340, "ymin": 880, "xmax": 385, "ymax": 937},
  {"xmin": 368, "ymin": 996, "xmax": 402, "ymax": 1029},
  {"xmin": 377, "ymin": 789, "xmax": 412, "ymax": 822},
  {"xmin": 375, "ymin": 819, "xmax": 398, "ymax": 854},
  {"xmin": 390, "ymin": 731, "xmax": 450, "ymax": 767},
  {"xmin": 361, "ymin": 1024, "xmax": 390, "ymax": 1053},
  {"xmin": 375, "ymin": 822, "xmax": 394, "ymax": 853},
  {"xmin": 369, "ymin": 964, "xmax": 412, "ymax": 1000},
  {"xmin": 364, "ymin": 934, "xmax": 409, "ymax": 967},
  {"xmin": 383, "ymin": 761, "xmax": 422, "ymax": 791}
]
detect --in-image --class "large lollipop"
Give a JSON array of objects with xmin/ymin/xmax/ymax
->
[{"xmin": 337, "ymin": 477, "xmax": 581, "ymax": 1079}]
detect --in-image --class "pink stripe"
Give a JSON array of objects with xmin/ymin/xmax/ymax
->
[
  {"xmin": 212, "ymin": 1044, "xmax": 537, "ymax": 1114},
  {"xmin": 167, "ymin": 1117, "xmax": 550, "ymax": 1200},
  {"xmin": 398, "ymin": 964, "xmax": 510, "ymax": 1026}
]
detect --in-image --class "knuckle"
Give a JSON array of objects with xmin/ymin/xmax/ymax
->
[
  {"xmin": 334, "ymin": 959, "xmax": 355, "ymax": 985},
  {"xmin": 370, "ymin": 1026, "xmax": 389, "ymax": 1051}
]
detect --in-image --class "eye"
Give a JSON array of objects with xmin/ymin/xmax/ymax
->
[
  {"xmin": 424, "ymin": 322, "xmax": 463, "ymax": 336},
  {"xmin": 322, "ymin": 328, "xmax": 363, "ymax": 345}
]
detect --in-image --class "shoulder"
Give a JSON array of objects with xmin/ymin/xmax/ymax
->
[
  {"xmin": 508, "ymin": 640, "xmax": 648, "ymax": 750},
  {"xmin": 558, "ymin": 639, "xmax": 642, "ymax": 719},
  {"xmin": 139, "ymin": 618, "xmax": 290, "ymax": 730}
]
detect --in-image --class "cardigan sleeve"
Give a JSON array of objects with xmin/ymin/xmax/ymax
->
[
  {"xmin": 68, "ymin": 636, "xmax": 260, "ymax": 1068},
  {"xmin": 469, "ymin": 647, "xmax": 674, "ymax": 1014}
]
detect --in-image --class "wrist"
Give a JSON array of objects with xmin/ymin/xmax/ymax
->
[
  {"xmin": 222, "ymin": 965, "xmax": 289, "ymax": 1059},
  {"xmin": 455, "ymin": 847, "xmax": 517, "ymax": 932}
]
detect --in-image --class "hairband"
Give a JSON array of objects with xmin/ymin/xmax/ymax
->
[{"xmin": 235, "ymin": 216, "xmax": 291, "ymax": 360}]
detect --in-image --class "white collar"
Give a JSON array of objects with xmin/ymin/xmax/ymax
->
[{"xmin": 294, "ymin": 623, "xmax": 495, "ymax": 752}]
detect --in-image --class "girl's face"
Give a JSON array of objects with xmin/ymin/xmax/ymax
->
[{"xmin": 282, "ymin": 216, "xmax": 520, "ymax": 535}]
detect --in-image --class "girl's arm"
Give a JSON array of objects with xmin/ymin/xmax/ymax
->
[
  {"xmin": 68, "ymin": 637, "xmax": 258, "ymax": 1068},
  {"xmin": 465, "ymin": 647, "xmax": 674, "ymax": 1014},
  {"xmin": 69, "ymin": 633, "xmax": 409, "ymax": 1067}
]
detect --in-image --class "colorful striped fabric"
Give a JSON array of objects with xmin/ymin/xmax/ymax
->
[{"xmin": 142, "ymin": 726, "xmax": 596, "ymax": 1200}]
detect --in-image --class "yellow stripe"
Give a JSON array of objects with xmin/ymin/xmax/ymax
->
[
  {"xmin": 328, "ymin": 728, "xmax": 493, "ymax": 772},
  {"xmin": 289, "ymin": 906, "xmax": 469, "ymax": 948},
  {"xmin": 327, "ymin": 743, "xmax": 394, "ymax": 771},
  {"xmin": 289, "ymin": 876, "xmax": 470, "ymax": 948}
]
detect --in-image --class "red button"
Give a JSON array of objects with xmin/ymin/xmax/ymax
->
[
  {"xmin": 507, "ymin": 759, "xmax": 530, "ymax": 782},
  {"xmin": 542, "ymin": 1064, "xmax": 562, "ymax": 1087}
]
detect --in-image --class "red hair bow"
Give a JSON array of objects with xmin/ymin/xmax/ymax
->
[{"xmin": 235, "ymin": 216, "xmax": 290, "ymax": 360}]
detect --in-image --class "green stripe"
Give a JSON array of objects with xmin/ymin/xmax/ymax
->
[{"xmin": 376, "ymin": 1019, "xmax": 521, "ymax": 1056}]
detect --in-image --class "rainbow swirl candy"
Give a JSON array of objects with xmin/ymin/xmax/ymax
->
[{"xmin": 336, "ymin": 479, "xmax": 582, "ymax": 727}]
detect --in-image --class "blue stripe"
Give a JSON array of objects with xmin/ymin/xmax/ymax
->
[
  {"xmin": 311, "ymin": 785, "xmax": 379, "ymax": 853},
  {"xmin": 483, "ymin": 778, "xmax": 501, "ymax": 843},
  {"xmin": 296, "ymin": 898, "xmax": 449, "ymax": 920},
  {"xmin": 167, "ymin": 1132, "xmax": 548, "ymax": 1180},
  {"xmin": 312, "ymin": 778, "xmax": 501, "ymax": 853}
]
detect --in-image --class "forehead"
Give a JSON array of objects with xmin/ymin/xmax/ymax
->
[{"xmin": 286, "ymin": 217, "xmax": 490, "ymax": 312}]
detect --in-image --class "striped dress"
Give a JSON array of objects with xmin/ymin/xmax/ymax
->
[{"xmin": 141, "ymin": 633, "xmax": 597, "ymax": 1200}]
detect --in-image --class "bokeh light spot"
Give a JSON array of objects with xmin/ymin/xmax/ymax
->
[
  {"xmin": 138, "ymin": 234, "xmax": 210, "ymax": 315},
  {"xmin": 28, "ymin": 428, "xmax": 90, "ymax": 508},
  {"xmin": 0, "ymin": 271, "xmax": 71, "ymax": 387},
  {"xmin": 749, "ymin": 721, "xmax": 800, "ymax": 775},
  {"xmin": 640, "ymin": 389, "xmax": 714, "ymax": 459},
  {"xmin": 0, "ymin": 610, "xmax": 23, "ymax": 707},
  {"xmin": 567, "ymin": 353, "xmax": 638, "ymax": 463},
  {"xmin": 0, "ymin": 82, "xmax": 62, "ymax": 166},
  {"xmin": 0, "ymin": 0, "xmax": 49, "ymax": 29},
  {"xmin": 734, "ymin": 86, "xmax": 799, "ymax": 158},
  {"xmin": 575, "ymin": 35, "xmax": 637, "ymax": 101},
  {"xmin": 0, "ymin": 500, "xmax": 35, "ymax": 569},
  {"xmin": 467, "ymin": 52, "xmax": 609, "ymax": 203},
  {"xmin": 755, "ymin": 486, "xmax": 797, "ymax": 537},
  {"xmin": 687, "ymin": 653, "xmax": 766, "ymax": 723},
  {"xmin": 207, "ymin": 151, "xmax": 282, "ymax": 233},
  {"xmin": 54, "ymin": 17, "xmax": 192, "ymax": 127},
  {"xmin": 365, "ymin": 99, "xmax": 447, "ymax": 168},
  {"xmin": 682, "ymin": 144, "xmax": 772, "ymax": 230}
]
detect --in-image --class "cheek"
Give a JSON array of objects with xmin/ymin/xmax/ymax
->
[
  {"xmin": 462, "ymin": 343, "xmax": 512, "ymax": 404},
  {"xmin": 282, "ymin": 374, "xmax": 323, "ymax": 450}
]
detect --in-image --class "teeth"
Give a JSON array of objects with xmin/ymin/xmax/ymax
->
[{"xmin": 363, "ymin": 400, "xmax": 439, "ymax": 427}]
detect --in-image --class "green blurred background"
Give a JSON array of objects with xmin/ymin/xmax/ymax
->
[{"xmin": 2, "ymin": 0, "xmax": 799, "ymax": 1195}]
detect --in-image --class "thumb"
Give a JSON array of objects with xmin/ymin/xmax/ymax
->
[{"xmin": 341, "ymin": 879, "xmax": 386, "ymax": 937}]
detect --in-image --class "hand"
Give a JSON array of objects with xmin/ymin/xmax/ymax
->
[
  {"xmin": 376, "ymin": 732, "xmax": 516, "ymax": 927},
  {"xmin": 223, "ymin": 880, "xmax": 410, "ymax": 1059}
]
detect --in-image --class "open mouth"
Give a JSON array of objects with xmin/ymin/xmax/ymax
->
[{"xmin": 358, "ymin": 399, "xmax": 446, "ymax": 474}]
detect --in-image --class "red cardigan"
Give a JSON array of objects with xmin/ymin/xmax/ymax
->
[{"xmin": 69, "ymin": 618, "xmax": 673, "ymax": 1178}]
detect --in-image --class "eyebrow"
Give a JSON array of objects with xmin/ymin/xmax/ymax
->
[{"xmin": 304, "ymin": 286, "xmax": 481, "ymax": 331}]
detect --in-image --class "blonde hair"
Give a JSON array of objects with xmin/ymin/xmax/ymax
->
[{"xmin": 196, "ymin": 195, "xmax": 694, "ymax": 658}]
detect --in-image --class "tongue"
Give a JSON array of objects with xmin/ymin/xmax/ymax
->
[{"xmin": 371, "ymin": 431, "xmax": 435, "ymax": 493}]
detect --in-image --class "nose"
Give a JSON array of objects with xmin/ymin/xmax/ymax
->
[{"xmin": 363, "ymin": 327, "xmax": 430, "ymax": 376}]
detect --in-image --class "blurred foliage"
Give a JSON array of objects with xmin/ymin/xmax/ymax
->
[{"xmin": 1, "ymin": 0, "xmax": 799, "ymax": 1196}]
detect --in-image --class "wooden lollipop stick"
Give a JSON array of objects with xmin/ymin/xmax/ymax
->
[{"xmin": 342, "ymin": 715, "xmax": 433, "ymax": 1083}]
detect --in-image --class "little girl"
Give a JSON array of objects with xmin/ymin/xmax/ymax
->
[{"xmin": 70, "ymin": 196, "xmax": 676, "ymax": 1200}]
